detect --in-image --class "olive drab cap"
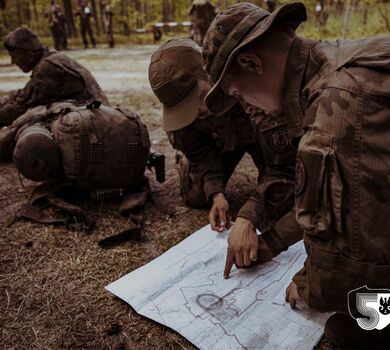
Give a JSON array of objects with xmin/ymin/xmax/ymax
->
[
  {"xmin": 3, "ymin": 27, "xmax": 44, "ymax": 51},
  {"xmin": 202, "ymin": 2, "xmax": 307, "ymax": 115},
  {"xmin": 13, "ymin": 125, "xmax": 61, "ymax": 182},
  {"xmin": 149, "ymin": 38, "xmax": 204, "ymax": 132}
]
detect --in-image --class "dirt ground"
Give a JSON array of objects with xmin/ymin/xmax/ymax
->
[{"xmin": 0, "ymin": 46, "xmax": 258, "ymax": 350}]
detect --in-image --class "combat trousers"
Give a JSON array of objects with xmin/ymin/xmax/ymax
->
[
  {"xmin": 81, "ymin": 23, "xmax": 96, "ymax": 48},
  {"xmin": 177, "ymin": 145, "xmax": 264, "ymax": 208},
  {"xmin": 50, "ymin": 25, "xmax": 64, "ymax": 51}
]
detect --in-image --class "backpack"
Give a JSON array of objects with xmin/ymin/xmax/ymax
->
[{"xmin": 51, "ymin": 101, "xmax": 150, "ymax": 190}]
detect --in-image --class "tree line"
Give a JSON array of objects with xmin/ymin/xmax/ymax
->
[{"xmin": 0, "ymin": 0, "xmax": 388, "ymax": 42}]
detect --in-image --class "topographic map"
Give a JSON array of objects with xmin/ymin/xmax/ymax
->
[{"xmin": 106, "ymin": 225, "xmax": 329, "ymax": 349}]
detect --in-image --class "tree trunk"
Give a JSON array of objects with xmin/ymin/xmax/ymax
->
[
  {"xmin": 90, "ymin": 0, "xmax": 100, "ymax": 35},
  {"xmin": 121, "ymin": 0, "xmax": 130, "ymax": 35},
  {"xmin": 63, "ymin": 0, "xmax": 77, "ymax": 37},
  {"xmin": 341, "ymin": 0, "xmax": 351, "ymax": 38}
]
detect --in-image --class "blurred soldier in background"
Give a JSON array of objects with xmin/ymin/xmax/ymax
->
[
  {"xmin": 75, "ymin": 0, "xmax": 96, "ymax": 49},
  {"xmin": 0, "ymin": 27, "xmax": 108, "ymax": 127},
  {"xmin": 45, "ymin": 0, "xmax": 67, "ymax": 51},
  {"xmin": 189, "ymin": 0, "xmax": 217, "ymax": 46},
  {"xmin": 101, "ymin": 0, "xmax": 114, "ymax": 48}
]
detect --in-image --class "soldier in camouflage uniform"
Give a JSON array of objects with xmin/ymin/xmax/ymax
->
[
  {"xmin": 75, "ymin": 0, "xmax": 96, "ymax": 49},
  {"xmin": 0, "ymin": 27, "xmax": 108, "ymax": 127},
  {"xmin": 149, "ymin": 39, "xmax": 300, "ymax": 265},
  {"xmin": 189, "ymin": 0, "xmax": 217, "ymax": 46},
  {"xmin": 45, "ymin": 0, "xmax": 67, "ymax": 51},
  {"xmin": 202, "ymin": 2, "xmax": 390, "ymax": 348}
]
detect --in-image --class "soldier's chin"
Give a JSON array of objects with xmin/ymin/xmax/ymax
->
[{"xmin": 19, "ymin": 64, "xmax": 34, "ymax": 73}]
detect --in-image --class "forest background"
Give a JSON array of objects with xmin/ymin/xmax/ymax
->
[{"xmin": 0, "ymin": 0, "xmax": 389, "ymax": 49}]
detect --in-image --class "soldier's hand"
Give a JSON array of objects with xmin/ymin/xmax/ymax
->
[
  {"xmin": 209, "ymin": 192, "xmax": 231, "ymax": 232},
  {"xmin": 285, "ymin": 281, "xmax": 302, "ymax": 309},
  {"xmin": 224, "ymin": 217, "xmax": 258, "ymax": 279}
]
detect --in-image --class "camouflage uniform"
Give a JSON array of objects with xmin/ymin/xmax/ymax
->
[
  {"xmin": 189, "ymin": 0, "xmax": 217, "ymax": 46},
  {"xmin": 149, "ymin": 38, "xmax": 299, "ymax": 254},
  {"xmin": 45, "ymin": 2, "xmax": 67, "ymax": 51},
  {"xmin": 0, "ymin": 28, "xmax": 108, "ymax": 127},
  {"xmin": 202, "ymin": 1, "xmax": 390, "ymax": 318},
  {"xmin": 75, "ymin": 3, "xmax": 96, "ymax": 49},
  {"xmin": 167, "ymin": 103, "xmax": 264, "ymax": 208}
]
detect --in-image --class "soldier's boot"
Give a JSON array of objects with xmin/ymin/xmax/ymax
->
[
  {"xmin": 176, "ymin": 151, "xmax": 208, "ymax": 208},
  {"xmin": 324, "ymin": 313, "xmax": 390, "ymax": 349}
]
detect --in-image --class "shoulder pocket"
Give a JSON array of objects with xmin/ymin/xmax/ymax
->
[{"xmin": 296, "ymin": 127, "xmax": 343, "ymax": 238}]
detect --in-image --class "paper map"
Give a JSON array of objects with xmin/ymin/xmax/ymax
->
[{"xmin": 106, "ymin": 225, "xmax": 329, "ymax": 349}]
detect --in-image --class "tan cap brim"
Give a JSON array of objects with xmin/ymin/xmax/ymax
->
[
  {"xmin": 162, "ymin": 84, "xmax": 199, "ymax": 132},
  {"xmin": 205, "ymin": 2, "xmax": 307, "ymax": 116}
]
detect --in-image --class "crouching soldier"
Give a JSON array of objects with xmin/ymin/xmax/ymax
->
[
  {"xmin": 0, "ymin": 27, "xmax": 108, "ymax": 127},
  {"xmin": 202, "ymin": 2, "xmax": 390, "ymax": 348},
  {"xmin": 0, "ymin": 100, "xmax": 155, "ymax": 242},
  {"xmin": 149, "ymin": 39, "xmax": 265, "ymax": 233},
  {"xmin": 150, "ymin": 38, "xmax": 302, "ymax": 271}
]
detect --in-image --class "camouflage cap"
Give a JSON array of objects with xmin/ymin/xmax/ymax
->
[
  {"xmin": 3, "ymin": 27, "xmax": 44, "ymax": 52},
  {"xmin": 202, "ymin": 2, "xmax": 307, "ymax": 115},
  {"xmin": 149, "ymin": 38, "xmax": 203, "ymax": 132},
  {"xmin": 13, "ymin": 125, "xmax": 61, "ymax": 182}
]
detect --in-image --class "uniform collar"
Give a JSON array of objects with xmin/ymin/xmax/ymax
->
[{"xmin": 282, "ymin": 36, "xmax": 317, "ymax": 137}]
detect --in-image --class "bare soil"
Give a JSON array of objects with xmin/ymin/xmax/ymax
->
[{"xmin": 0, "ymin": 46, "xmax": 258, "ymax": 350}]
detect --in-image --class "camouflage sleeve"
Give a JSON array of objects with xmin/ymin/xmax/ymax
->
[
  {"xmin": 237, "ymin": 118, "xmax": 302, "ymax": 256},
  {"xmin": 167, "ymin": 127, "xmax": 225, "ymax": 201},
  {"xmin": 0, "ymin": 60, "xmax": 84, "ymax": 127},
  {"xmin": 238, "ymin": 165, "xmax": 302, "ymax": 256}
]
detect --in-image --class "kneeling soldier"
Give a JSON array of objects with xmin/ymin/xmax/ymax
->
[{"xmin": 0, "ymin": 27, "xmax": 108, "ymax": 127}]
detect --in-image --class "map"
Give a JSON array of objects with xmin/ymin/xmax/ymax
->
[{"xmin": 106, "ymin": 225, "xmax": 329, "ymax": 349}]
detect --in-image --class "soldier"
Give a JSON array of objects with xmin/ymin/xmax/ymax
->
[
  {"xmin": 45, "ymin": 0, "xmax": 67, "ymax": 51},
  {"xmin": 149, "ymin": 39, "xmax": 300, "ymax": 264},
  {"xmin": 189, "ymin": 0, "xmax": 217, "ymax": 46},
  {"xmin": 75, "ymin": 0, "xmax": 96, "ymax": 49},
  {"xmin": 202, "ymin": 2, "xmax": 390, "ymax": 348},
  {"xmin": 0, "ymin": 27, "xmax": 108, "ymax": 127},
  {"xmin": 101, "ymin": 0, "xmax": 114, "ymax": 48}
]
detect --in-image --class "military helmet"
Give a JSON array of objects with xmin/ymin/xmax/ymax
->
[
  {"xmin": 13, "ymin": 125, "xmax": 61, "ymax": 182},
  {"xmin": 202, "ymin": 2, "xmax": 307, "ymax": 115},
  {"xmin": 3, "ymin": 27, "xmax": 44, "ymax": 52},
  {"xmin": 149, "ymin": 38, "xmax": 204, "ymax": 132}
]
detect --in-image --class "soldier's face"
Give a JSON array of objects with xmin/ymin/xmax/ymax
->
[
  {"xmin": 9, "ymin": 50, "xmax": 35, "ymax": 73},
  {"xmin": 220, "ymin": 52, "xmax": 283, "ymax": 116}
]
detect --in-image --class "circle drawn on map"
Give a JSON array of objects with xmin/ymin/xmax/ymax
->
[{"xmin": 196, "ymin": 294, "xmax": 223, "ymax": 311}]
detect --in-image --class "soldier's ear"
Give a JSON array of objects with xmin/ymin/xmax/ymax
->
[{"xmin": 237, "ymin": 52, "xmax": 262, "ymax": 75}]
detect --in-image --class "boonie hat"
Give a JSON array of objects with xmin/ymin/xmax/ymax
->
[{"xmin": 202, "ymin": 2, "xmax": 307, "ymax": 115}]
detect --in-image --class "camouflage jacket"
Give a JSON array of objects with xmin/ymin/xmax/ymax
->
[
  {"xmin": 0, "ymin": 50, "xmax": 108, "ymax": 127},
  {"xmin": 167, "ymin": 103, "xmax": 258, "ymax": 201},
  {"xmin": 167, "ymin": 102, "xmax": 301, "ymax": 254},
  {"xmin": 282, "ymin": 37, "xmax": 390, "ymax": 313}
]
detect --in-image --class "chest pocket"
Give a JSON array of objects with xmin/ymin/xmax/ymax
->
[{"xmin": 254, "ymin": 115, "xmax": 297, "ymax": 166}]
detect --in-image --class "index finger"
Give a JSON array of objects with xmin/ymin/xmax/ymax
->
[{"xmin": 224, "ymin": 249, "xmax": 234, "ymax": 279}]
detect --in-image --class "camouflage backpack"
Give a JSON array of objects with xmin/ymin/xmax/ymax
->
[{"xmin": 50, "ymin": 101, "xmax": 150, "ymax": 190}]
